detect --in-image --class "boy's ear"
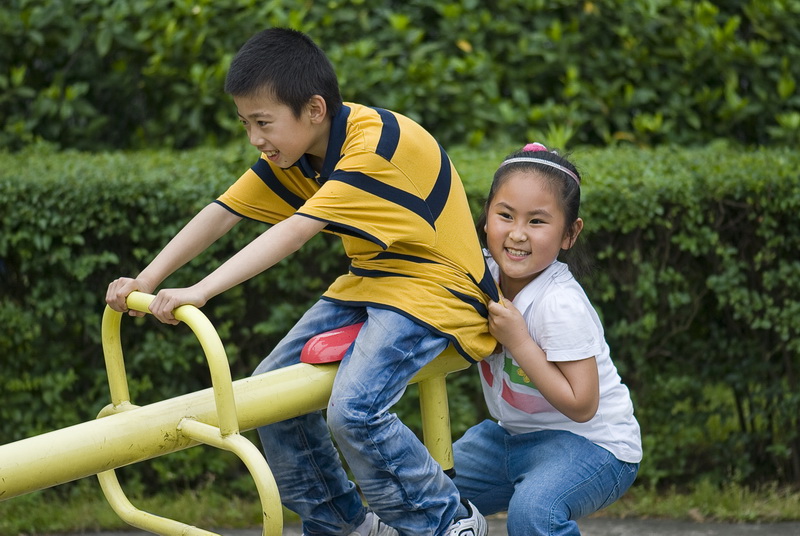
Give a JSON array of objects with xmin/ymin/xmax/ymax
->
[{"xmin": 306, "ymin": 95, "xmax": 327, "ymax": 123}]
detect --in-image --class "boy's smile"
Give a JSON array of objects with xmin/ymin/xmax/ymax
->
[{"xmin": 234, "ymin": 93, "xmax": 329, "ymax": 171}]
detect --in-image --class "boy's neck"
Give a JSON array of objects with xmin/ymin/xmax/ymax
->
[
  {"xmin": 307, "ymin": 153, "xmax": 325, "ymax": 174},
  {"xmin": 306, "ymin": 117, "xmax": 332, "ymax": 175}
]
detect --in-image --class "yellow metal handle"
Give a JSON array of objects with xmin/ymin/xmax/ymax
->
[
  {"xmin": 98, "ymin": 291, "xmax": 279, "ymax": 536},
  {"xmin": 102, "ymin": 291, "xmax": 239, "ymax": 436}
]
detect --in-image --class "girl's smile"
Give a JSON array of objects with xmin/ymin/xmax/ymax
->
[{"xmin": 505, "ymin": 247, "xmax": 531, "ymax": 258}]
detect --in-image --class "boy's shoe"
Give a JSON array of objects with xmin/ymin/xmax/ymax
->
[
  {"xmin": 302, "ymin": 511, "xmax": 398, "ymax": 536},
  {"xmin": 444, "ymin": 500, "xmax": 487, "ymax": 536},
  {"xmin": 350, "ymin": 511, "xmax": 399, "ymax": 536}
]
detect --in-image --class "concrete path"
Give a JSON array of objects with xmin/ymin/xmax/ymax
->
[{"xmin": 180, "ymin": 515, "xmax": 800, "ymax": 535}]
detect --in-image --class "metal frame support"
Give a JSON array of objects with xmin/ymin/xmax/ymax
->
[
  {"xmin": 0, "ymin": 292, "xmax": 471, "ymax": 535},
  {"xmin": 97, "ymin": 292, "xmax": 282, "ymax": 536}
]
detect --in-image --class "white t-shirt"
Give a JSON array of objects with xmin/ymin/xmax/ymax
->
[{"xmin": 479, "ymin": 256, "xmax": 643, "ymax": 463}]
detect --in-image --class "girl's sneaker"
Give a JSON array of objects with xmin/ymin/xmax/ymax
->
[{"xmin": 445, "ymin": 500, "xmax": 487, "ymax": 536}]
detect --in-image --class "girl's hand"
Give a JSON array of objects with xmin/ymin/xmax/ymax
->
[
  {"xmin": 487, "ymin": 298, "xmax": 532, "ymax": 352},
  {"xmin": 489, "ymin": 297, "xmax": 600, "ymax": 422},
  {"xmin": 148, "ymin": 285, "xmax": 208, "ymax": 325}
]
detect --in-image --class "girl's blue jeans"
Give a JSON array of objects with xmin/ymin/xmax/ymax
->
[
  {"xmin": 254, "ymin": 299, "xmax": 459, "ymax": 536},
  {"xmin": 453, "ymin": 420, "xmax": 639, "ymax": 536}
]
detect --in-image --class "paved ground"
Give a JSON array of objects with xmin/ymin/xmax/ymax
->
[{"xmin": 90, "ymin": 516, "xmax": 800, "ymax": 535}]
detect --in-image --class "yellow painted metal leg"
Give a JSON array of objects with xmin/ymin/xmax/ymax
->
[
  {"xmin": 418, "ymin": 374, "xmax": 454, "ymax": 473},
  {"xmin": 178, "ymin": 419, "xmax": 282, "ymax": 536},
  {"xmin": 97, "ymin": 469, "xmax": 220, "ymax": 536},
  {"xmin": 94, "ymin": 292, "xmax": 284, "ymax": 536}
]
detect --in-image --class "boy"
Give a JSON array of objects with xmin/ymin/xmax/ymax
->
[{"xmin": 106, "ymin": 28, "xmax": 495, "ymax": 536}]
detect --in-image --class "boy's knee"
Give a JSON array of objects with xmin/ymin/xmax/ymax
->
[
  {"xmin": 326, "ymin": 396, "xmax": 365, "ymax": 439},
  {"xmin": 327, "ymin": 393, "xmax": 388, "ymax": 447}
]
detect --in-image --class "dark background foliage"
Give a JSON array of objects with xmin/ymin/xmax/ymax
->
[{"xmin": 1, "ymin": 0, "xmax": 799, "ymax": 151}]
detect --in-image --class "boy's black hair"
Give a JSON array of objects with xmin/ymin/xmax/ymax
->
[{"xmin": 225, "ymin": 27, "xmax": 343, "ymax": 119}]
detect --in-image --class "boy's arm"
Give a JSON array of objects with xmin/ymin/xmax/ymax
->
[
  {"xmin": 147, "ymin": 214, "xmax": 327, "ymax": 325},
  {"xmin": 106, "ymin": 203, "xmax": 241, "ymax": 315}
]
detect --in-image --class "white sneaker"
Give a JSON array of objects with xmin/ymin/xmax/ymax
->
[
  {"xmin": 350, "ymin": 511, "xmax": 399, "ymax": 536},
  {"xmin": 444, "ymin": 500, "xmax": 487, "ymax": 536}
]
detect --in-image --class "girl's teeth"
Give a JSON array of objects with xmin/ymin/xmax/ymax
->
[{"xmin": 507, "ymin": 248, "xmax": 529, "ymax": 256}]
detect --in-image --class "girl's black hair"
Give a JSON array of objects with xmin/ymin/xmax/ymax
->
[
  {"xmin": 225, "ymin": 27, "xmax": 343, "ymax": 119},
  {"xmin": 477, "ymin": 146, "xmax": 593, "ymax": 279}
]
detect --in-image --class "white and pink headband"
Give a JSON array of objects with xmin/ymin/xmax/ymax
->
[{"xmin": 498, "ymin": 142, "xmax": 580, "ymax": 185}]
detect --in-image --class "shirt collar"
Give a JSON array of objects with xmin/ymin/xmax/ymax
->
[
  {"xmin": 320, "ymin": 104, "xmax": 350, "ymax": 180},
  {"xmin": 291, "ymin": 104, "xmax": 350, "ymax": 183}
]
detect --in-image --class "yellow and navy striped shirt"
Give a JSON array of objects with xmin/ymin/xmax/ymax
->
[{"xmin": 215, "ymin": 103, "xmax": 498, "ymax": 362}]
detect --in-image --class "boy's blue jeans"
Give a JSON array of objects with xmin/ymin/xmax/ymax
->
[
  {"xmin": 254, "ymin": 299, "xmax": 459, "ymax": 536},
  {"xmin": 453, "ymin": 420, "xmax": 639, "ymax": 536}
]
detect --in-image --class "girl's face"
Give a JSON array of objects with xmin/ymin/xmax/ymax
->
[{"xmin": 485, "ymin": 171, "xmax": 581, "ymax": 300}]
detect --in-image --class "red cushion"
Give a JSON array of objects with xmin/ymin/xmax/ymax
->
[{"xmin": 300, "ymin": 323, "xmax": 365, "ymax": 364}]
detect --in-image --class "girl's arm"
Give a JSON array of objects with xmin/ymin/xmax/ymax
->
[
  {"xmin": 147, "ymin": 213, "xmax": 327, "ymax": 325},
  {"xmin": 488, "ymin": 299, "xmax": 600, "ymax": 422},
  {"xmin": 106, "ymin": 203, "xmax": 242, "ymax": 315}
]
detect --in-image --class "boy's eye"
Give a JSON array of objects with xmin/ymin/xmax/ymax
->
[{"xmin": 257, "ymin": 121, "xmax": 270, "ymax": 127}]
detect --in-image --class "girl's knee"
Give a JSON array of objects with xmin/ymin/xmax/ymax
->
[
  {"xmin": 508, "ymin": 509, "xmax": 577, "ymax": 536},
  {"xmin": 508, "ymin": 496, "xmax": 577, "ymax": 536}
]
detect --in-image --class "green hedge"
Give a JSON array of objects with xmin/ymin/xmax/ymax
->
[
  {"xmin": 2, "ymin": 0, "xmax": 799, "ymax": 151},
  {"xmin": 1, "ymin": 143, "xmax": 799, "ymax": 494},
  {"xmin": 579, "ymin": 144, "xmax": 800, "ymax": 488}
]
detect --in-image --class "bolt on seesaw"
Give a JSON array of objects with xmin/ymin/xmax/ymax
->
[{"xmin": 0, "ymin": 291, "xmax": 469, "ymax": 535}]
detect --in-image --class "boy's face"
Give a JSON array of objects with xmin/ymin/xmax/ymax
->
[{"xmin": 234, "ymin": 92, "xmax": 328, "ymax": 169}]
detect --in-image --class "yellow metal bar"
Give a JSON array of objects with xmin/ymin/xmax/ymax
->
[
  {"xmin": 0, "ymin": 347, "xmax": 467, "ymax": 501},
  {"xmin": 178, "ymin": 419, "xmax": 282, "ymax": 536},
  {"xmin": 94, "ymin": 418, "xmax": 283, "ymax": 536},
  {"xmin": 101, "ymin": 304, "xmax": 130, "ymax": 406},
  {"xmin": 97, "ymin": 469, "xmax": 220, "ymax": 536},
  {"xmin": 418, "ymin": 375, "xmax": 454, "ymax": 472},
  {"xmin": 96, "ymin": 292, "xmax": 257, "ymax": 534},
  {"xmin": 113, "ymin": 292, "xmax": 240, "ymax": 437}
]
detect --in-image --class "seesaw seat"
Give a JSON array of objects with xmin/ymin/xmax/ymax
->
[{"xmin": 300, "ymin": 323, "xmax": 364, "ymax": 364}]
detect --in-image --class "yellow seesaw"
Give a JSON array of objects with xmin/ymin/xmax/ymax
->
[{"xmin": 0, "ymin": 291, "xmax": 469, "ymax": 535}]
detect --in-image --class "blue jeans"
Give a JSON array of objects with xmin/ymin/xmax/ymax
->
[
  {"xmin": 453, "ymin": 420, "xmax": 639, "ymax": 536},
  {"xmin": 254, "ymin": 299, "xmax": 459, "ymax": 536}
]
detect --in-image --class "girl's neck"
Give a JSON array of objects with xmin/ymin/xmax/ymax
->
[{"xmin": 500, "ymin": 272, "xmax": 541, "ymax": 302}]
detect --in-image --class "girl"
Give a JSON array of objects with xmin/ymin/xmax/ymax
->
[{"xmin": 452, "ymin": 143, "xmax": 642, "ymax": 536}]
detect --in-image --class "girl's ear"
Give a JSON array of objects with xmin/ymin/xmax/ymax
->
[
  {"xmin": 306, "ymin": 95, "xmax": 327, "ymax": 123},
  {"xmin": 561, "ymin": 218, "xmax": 584, "ymax": 250}
]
